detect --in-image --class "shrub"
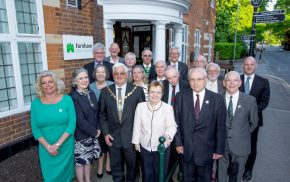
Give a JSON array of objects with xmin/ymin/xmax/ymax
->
[{"xmin": 214, "ymin": 42, "xmax": 243, "ymax": 60}]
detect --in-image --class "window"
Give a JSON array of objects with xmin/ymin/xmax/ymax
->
[
  {"xmin": 181, "ymin": 25, "xmax": 188, "ymax": 63},
  {"xmin": 67, "ymin": 0, "xmax": 78, "ymax": 7},
  {"xmin": 194, "ymin": 29, "xmax": 201, "ymax": 59},
  {"xmin": 208, "ymin": 34, "xmax": 213, "ymax": 62},
  {"xmin": 0, "ymin": 0, "xmax": 9, "ymax": 33},
  {"xmin": 0, "ymin": 0, "xmax": 46, "ymax": 118},
  {"xmin": 15, "ymin": 0, "xmax": 39, "ymax": 34},
  {"xmin": 210, "ymin": 0, "xmax": 215, "ymax": 9}
]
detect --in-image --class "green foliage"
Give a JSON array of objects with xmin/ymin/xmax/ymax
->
[{"xmin": 214, "ymin": 43, "xmax": 243, "ymax": 60}]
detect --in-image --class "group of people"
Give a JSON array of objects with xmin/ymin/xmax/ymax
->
[{"xmin": 30, "ymin": 42, "xmax": 270, "ymax": 182}]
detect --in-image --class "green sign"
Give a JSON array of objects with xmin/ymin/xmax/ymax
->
[{"xmin": 66, "ymin": 43, "xmax": 74, "ymax": 53}]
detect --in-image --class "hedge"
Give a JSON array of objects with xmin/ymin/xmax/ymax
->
[{"xmin": 214, "ymin": 42, "xmax": 243, "ymax": 60}]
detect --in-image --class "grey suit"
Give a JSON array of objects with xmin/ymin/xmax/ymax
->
[
  {"xmin": 218, "ymin": 92, "xmax": 258, "ymax": 182},
  {"xmin": 104, "ymin": 56, "xmax": 125, "ymax": 64}
]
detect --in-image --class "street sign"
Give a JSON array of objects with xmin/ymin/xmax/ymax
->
[
  {"xmin": 254, "ymin": 10, "xmax": 286, "ymax": 15},
  {"xmin": 251, "ymin": 0, "xmax": 263, "ymax": 7},
  {"xmin": 241, "ymin": 35, "xmax": 255, "ymax": 41},
  {"xmin": 255, "ymin": 13, "xmax": 286, "ymax": 23}
]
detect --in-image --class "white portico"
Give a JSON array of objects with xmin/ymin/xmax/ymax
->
[{"xmin": 97, "ymin": 0, "xmax": 191, "ymax": 63}]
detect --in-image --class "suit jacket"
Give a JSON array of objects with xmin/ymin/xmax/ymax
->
[
  {"xmin": 206, "ymin": 80, "xmax": 225, "ymax": 95},
  {"xmin": 161, "ymin": 79, "xmax": 189, "ymax": 104},
  {"xmin": 83, "ymin": 60, "xmax": 114, "ymax": 83},
  {"xmin": 104, "ymin": 56, "xmax": 125, "ymax": 64},
  {"xmin": 166, "ymin": 61, "xmax": 188, "ymax": 80},
  {"xmin": 225, "ymin": 92, "xmax": 258, "ymax": 156},
  {"xmin": 99, "ymin": 82, "xmax": 145, "ymax": 148},
  {"xmin": 239, "ymin": 74, "xmax": 270, "ymax": 126},
  {"xmin": 174, "ymin": 89, "xmax": 226, "ymax": 166},
  {"xmin": 70, "ymin": 89, "xmax": 99, "ymax": 141},
  {"xmin": 142, "ymin": 64, "xmax": 156, "ymax": 81}
]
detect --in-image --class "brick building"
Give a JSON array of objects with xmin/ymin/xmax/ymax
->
[{"xmin": 0, "ymin": 0, "xmax": 217, "ymax": 156}]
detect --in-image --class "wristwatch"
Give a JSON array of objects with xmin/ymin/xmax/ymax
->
[{"xmin": 56, "ymin": 142, "xmax": 61, "ymax": 147}]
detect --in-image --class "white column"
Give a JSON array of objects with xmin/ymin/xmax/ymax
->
[
  {"xmin": 103, "ymin": 19, "xmax": 115, "ymax": 57},
  {"xmin": 174, "ymin": 24, "xmax": 183, "ymax": 60},
  {"xmin": 154, "ymin": 21, "xmax": 168, "ymax": 63}
]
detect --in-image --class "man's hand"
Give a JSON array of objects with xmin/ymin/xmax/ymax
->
[
  {"xmin": 105, "ymin": 134, "xmax": 114, "ymax": 146},
  {"xmin": 96, "ymin": 129, "xmax": 101, "ymax": 138},
  {"xmin": 135, "ymin": 144, "xmax": 141, "ymax": 152},
  {"xmin": 176, "ymin": 146, "xmax": 184, "ymax": 154},
  {"xmin": 213, "ymin": 153, "xmax": 223, "ymax": 160}
]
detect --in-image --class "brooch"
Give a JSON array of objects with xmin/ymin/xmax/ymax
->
[
  {"xmin": 59, "ymin": 109, "xmax": 63, "ymax": 112},
  {"xmin": 238, "ymin": 105, "xmax": 241, "ymax": 109},
  {"xmin": 205, "ymin": 100, "xmax": 209, "ymax": 104}
]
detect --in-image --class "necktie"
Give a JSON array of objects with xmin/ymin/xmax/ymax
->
[
  {"xmin": 228, "ymin": 96, "xmax": 233, "ymax": 121},
  {"xmin": 145, "ymin": 66, "xmax": 150, "ymax": 78},
  {"xmin": 172, "ymin": 64, "xmax": 177, "ymax": 69},
  {"xmin": 171, "ymin": 85, "xmax": 176, "ymax": 106},
  {"xmin": 117, "ymin": 88, "xmax": 123, "ymax": 122},
  {"xmin": 194, "ymin": 94, "xmax": 200, "ymax": 122},
  {"xmin": 245, "ymin": 77, "xmax": 251, "ymax": 94}
]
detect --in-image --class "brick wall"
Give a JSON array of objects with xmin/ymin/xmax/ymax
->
[
  {"xmin": 0, "ymin": 0, "xmax": 104, "ymax": 148},
  {"xmin": 184, "ymin": 0, "xmax": 216, "ymax": 63}
]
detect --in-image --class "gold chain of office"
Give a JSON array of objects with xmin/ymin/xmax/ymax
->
[{"xmin": 106, "ymin": 86, "xmax": 138, "ymax": 101}]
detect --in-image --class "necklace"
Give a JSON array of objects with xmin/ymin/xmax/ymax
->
[{"xmin": 106, "ymin": 86, "xmax": 138, "ymax": 101}]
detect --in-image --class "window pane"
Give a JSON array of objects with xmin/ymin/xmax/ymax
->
[
  {"xmin": 15, "ymin": 0, "xmax": 39, "ymax": 34},
  {"xmin": 18, "ymin": 42, "xmax": 42, "ymax": 105},
  {"xmin": 0, "ymin": 43, "xmax": 17, "ymax": 111},
  {"xmin": 0, "ymin": 0, "xmax": 8, "ymax": 33}
]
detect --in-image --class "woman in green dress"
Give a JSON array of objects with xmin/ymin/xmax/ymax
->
[{"xmin": 30, "ymin": 70, "xmax": 76, "ymax": 182}]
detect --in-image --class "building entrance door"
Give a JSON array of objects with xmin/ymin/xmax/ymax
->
[{"xmin": 132, "ymin": 25, "xmax": 152, "ymax": 62}]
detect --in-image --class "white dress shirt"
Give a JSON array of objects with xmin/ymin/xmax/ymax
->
[
  {"xmin": 225, "ymin": 91, "xmax": 239, "ymax": 115},
  {"xmin": 167, "ymin": 83, "xmax": 180, "ymax": 104},
  {"xmin": 170, "ymin": 61, "xmax": 179, "ymax": 70},
  {"xmin": 193, "ymin": 89, "xmax": 205, "ymax": 111},
  {"xmin": 206, "ymin": 80, "xmax": 218, "ymax": 93}
]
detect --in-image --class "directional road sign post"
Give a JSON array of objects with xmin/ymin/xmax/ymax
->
[
  {"xmin": 255, "ymin": 13, "xmax": 285, "ymax": 23},
  {"xmin": 241, "ymin": 35, "xmax": 255, "ymax": 41},
  {"xmin": 251, "ymin": 0, "xmax": 263, "ymax": 7}
]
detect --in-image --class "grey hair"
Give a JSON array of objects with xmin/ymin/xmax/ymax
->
[
  {"xmin": 112, "ymin": 63, "xmax": 128, "ymax": 73},
  {"xmin": 187, "ymin": 67, "xmax": 207, "ymax": 79},
  {"xmin": 195, "ymin": 55, "xmax": 207, "ymax": 63},
  {"xmin": 141, "ymin": 49, "xmax": 152, "ymax": 56},
  {"xmin": 132, "ymin": 65, "xmax": 148, "ymax": 84},
  {"xmin": 169, "ymin": 46, "xmax": 180, "ymax": 54},
  {"xmin": 165, "ymin": 65, "xmax": 180, "ymax": 77},
  {"xmin": 155, "ymin": 60, "xmax": 167, "ymax": 68},
  {"xmin": 72, "ymin": 68, "xmax": 88, "ymax": 88},
  {"xmin": 243, "ymin": 56, "xmax": 257, "ymax": 64},
  {"xmin": 93, "ymin": 43, "xmax": 105, "ymax": 53},
  {"xmin": 125, "ymin": 52, "xmax": 136, "ymax": 61},
  {"xmin": 35, "ymin": 70, "xmax": 65, "ymax": 99},
  {"xmin": 206, "ymin": 62, "xmax": 221, "ymax": 73},
  {"xmin": 224, "ymin": 71, "xmax": 241, "ymax": 81}
]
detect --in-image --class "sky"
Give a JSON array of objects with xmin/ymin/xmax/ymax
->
[{"xmin": 267, "ymin": 0, "xmax": 277, "ymax": 11}]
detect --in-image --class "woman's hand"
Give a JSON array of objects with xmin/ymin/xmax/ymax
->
[
  {"xmin": 47, "ymin": 143, "xmax": 60, "ymax": 157},
  {"xmin": 135, "ymin": 144, "xmax": 141, "ymax": 152},
  {"xmin": 96, "ymin": 129, "xmax": 101, "ymax": 138}
]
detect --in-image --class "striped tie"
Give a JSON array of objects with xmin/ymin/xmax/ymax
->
[
  {"xmin": 228, "ymin": 96, "xmax": 233, "ymax": 121},
  {"xmin": 194, "ymin": 94, "xmax": 200, "ymax": 122},
  {"xmin": 245, "ymin": 77, "xmax": 251, "ymax": 94}
]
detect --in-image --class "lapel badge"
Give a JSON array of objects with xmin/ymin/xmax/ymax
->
[
  {"xmin": 59, "ymin": 109, "xmax": 63, "ymax": 112},
  {"xmin": 205, "ymin": 100, "xmax": 209, "ymax": 104},
  {"xmin": 238, "ymin": 105, "xmax": 241, "ymax": 109}
]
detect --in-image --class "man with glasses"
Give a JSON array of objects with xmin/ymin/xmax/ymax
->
[
  {"xmin": 193, "ymin": 55, "xmax": 208, "ymax": 69},
  {"xmin": 99, "ymin": 63, "xmax": 145, "ymax": 182},
  {"xmin": 206, "ymin": 62, "xmax": 224, "ymax": 94},
  {"xmin": 84, "ymin": 43, "xmax": 114, "ymax": 83},
  {"xmin": 174, "ymin": 68, "xmax": 226, "ymax": 181},
  {"xmin": 166, "ymin": 46, "xmax": 188, "ymax": 80},
  {"xmin": 141, "ymin": 49, "xmax": 156, "ymax": 81},
  {"xmin": 104, "ymin": 43, "xmax": 125, "ymax": 64},
  {"xmin": 218, "ymin": 71, "xmax": 258, "ymax": 182}
]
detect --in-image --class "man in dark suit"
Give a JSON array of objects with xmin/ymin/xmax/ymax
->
[
  {"xmin": 192, "ymin": 55, "xmax": 208, "ymax": 69},
  {"xmin": 99, "ymin": 63, "xmax": 145, "ymax": 182},
  {"xmin": 206, "ymin": 62, "xmax": 224, "ymax": 94},
  {"xmin": 152, "ymin": 60, "xmax": 167, "ymax": 82},
  {"xmin": 141, "ymin": 49, "xmax": 156, "ymax": 81},
  {"xmin": 83, "ymin": 43, "xmax": 114, "ymax": 83},
  {"xmin": 218, "ymin": 71, "xmax": 258, "ymax": 182},
  {"xmin": 104, "ymin": 43, "xmax": 125, "ymax": 64},
  {"xmin": 175, "ymin": 67, "xmax": 226, "ymax": 181},
  {"xmin": 240, "ymin": 56, "xmax": 270, "ymax": 181},
  {"xmin": 166, "ymin": 46, "xmax": 188, "ymax": 80}
]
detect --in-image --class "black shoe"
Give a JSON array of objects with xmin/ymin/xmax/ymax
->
[
  {"xmin": 97, "ymin": 173, "xmax": 103, "ymax": 178},
  {"xmin": 242, "ymin": 170, "xmax": 252, "ymax": 181},
  {"xmin": 106, "ymin": 170, "xmax": 112, "ymax": 175}
]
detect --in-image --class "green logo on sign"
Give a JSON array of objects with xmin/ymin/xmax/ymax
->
[{"xmin": 67, "ymin": 43, "xmax": 74, "ymax": 53}]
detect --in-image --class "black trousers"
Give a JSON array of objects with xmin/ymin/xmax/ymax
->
[
  {"xmin": 109, "ymin": 146, "xmax": 136, "ymax": 182},
  {"xmin": 140, "ymin": 146, "xmax": 170, "ymax": 182},
  {"xmin": 181, "ymin": 158, "xmax": 213, "ymax": 182},
  {"xmin": 244, "ymin": 126, "xmax": 259, "ymax": 172}
]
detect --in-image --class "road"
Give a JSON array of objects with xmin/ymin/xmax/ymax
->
[{"xmin": 234, "ymin": 47, "xmax": 290, "ymax": 182}]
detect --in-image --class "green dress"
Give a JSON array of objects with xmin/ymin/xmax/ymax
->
[{"xmin": 30, "ymin": 95, "xmax": 76, "ymax": 182}]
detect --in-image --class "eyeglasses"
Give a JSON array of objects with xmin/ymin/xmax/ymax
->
[
  {"xmin": 113, "ymin": 72, "xmax": 127, "ymax": 76},
  {"xmin": 143, "ymin": 54, "xmax": 152, "ymax": 57},
  {"xmin": 225, "ymin": 79, "xmax": 240, "ymax": 83},
  {"xmin": 94, "ymin": 52, "xmax": 104, "ymax": 55},
  {"xmin": 189, "ymin": 78, "xmax": 206, "ymax": 82}
]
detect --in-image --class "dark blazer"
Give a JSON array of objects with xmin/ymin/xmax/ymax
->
[
  {"xmin": 99, "ymin": 82, "xmax": 145, "ymax": 148},
  {"xmin": 239, "ymin": 74, "xmax": 270, "ymax": 126},
  {"xmin": 142, "ymin": 64, "xmax": 156, "ymax": 81},
  {"xmin": 70, "ymin": 89, "xmax": 99, "ymax": 141},
  {"xmin": 104, "ymin": 56, "xmax": 125, "ymax": 64},
  {"xmin": 166, "ymin": 61, "xmax": 188, "ymax": 80},
  {"xmin": 161, "ymin": 79, "xmax": 189, "ymax": 104},
  {"xmin": 83, "ymin": 60, "xmax": 114, "ymax": 83},
  {"xmin": 225, "ymin": 92, "xmax": 258, "ymax": 156},
  {"xmin": 174, "ymin": 89, "xmax": 226, "ymax": 166}
]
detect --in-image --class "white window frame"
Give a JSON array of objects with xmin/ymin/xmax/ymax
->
[
  {"xmin": 194, "ymin": 29, "xmax": 201, "ymax": 60},
  {"xmin": 208, "ymin": 34, "xmax": 213, "ymax": 62},
  {"xmin": 0, "ymin": 0, "xmax": 47, "ymax": 118},
  {"xmin": 210, "ymin": 0, "xmax": 215, "ymax": 9},
  {"xmin": 181, "ymin": 24, "xmax": 188, "ymax": 63}
]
